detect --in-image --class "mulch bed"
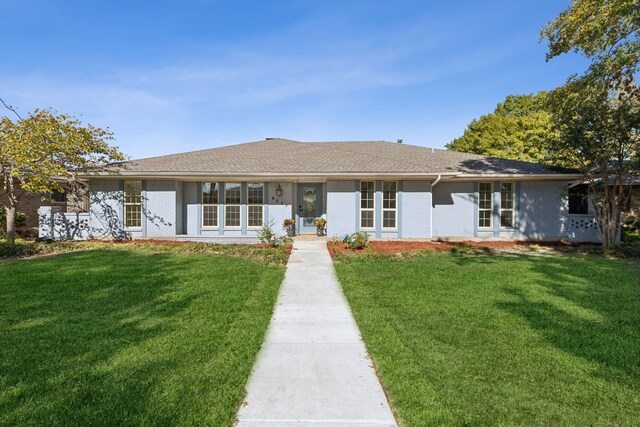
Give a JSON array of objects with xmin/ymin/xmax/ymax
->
[{"xmin": 327, "ymin": 240, "xmax": 584, "ymax": 257}]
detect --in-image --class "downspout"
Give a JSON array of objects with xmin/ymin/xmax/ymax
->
[{"xmin": 431, "ymin": 174, "xmax": 442, "ymax": 188}]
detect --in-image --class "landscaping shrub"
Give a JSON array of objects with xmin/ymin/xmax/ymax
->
[
  {"xmin": 343, "ymin": 231, "xmax": 369, "ymax": 250},
  {"xmin": 611, "ymin": 242, "xmax": 640, "ymax": 258},
  {"xmin": 0, "ymin": 206, "xmax": 26, "ymax": 236},
  {"xmin": 258, "ymin": 220, "xmax": 292, "ymax": 247}
]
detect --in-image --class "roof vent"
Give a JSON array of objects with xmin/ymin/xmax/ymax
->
[
  {"xmin": 397, "ymin": 139, "xmax": 403, "ymax": 144},
  {"xmin": 266, "ymin": 137, "xmax": 276, "ymax": 140}
]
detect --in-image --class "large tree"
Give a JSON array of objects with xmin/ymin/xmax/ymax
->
[
  {"xmin": 0, "ymin": 101, "xmax": 125, "ymax": 245},
  {"xmin": 548, "ymin": 76, "xmax": 640, "ymax": 249},
  {"xmin": 542, "ymin": 0, "xmax": 640, "ymax": 249},
  {"xmin": 447, "ymin": 92, "xmax": 566, "ymax": 166}
]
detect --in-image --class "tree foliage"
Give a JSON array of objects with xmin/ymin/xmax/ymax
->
[
  {"xmin": 541, "ymin": 0, "xmax": 640, "ymax": 80},
  {"xmin": 0, "ymin": 104, "xmax": 126, "ymax": 244},
  {"xmin": 447, "ymin": 92, "xmax": 566, "ymax": 165}
]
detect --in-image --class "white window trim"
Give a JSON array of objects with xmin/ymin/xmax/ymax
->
[
  {"xmin": 500, "ymin": 182, "xmax": 516, "ymax": 229},
  {"xmin": 224, "ymin": 183, "xmax": 242, "ymax": 229},
  {"xmin": 201, "ymin": 205, "xmax": 219, "ymax": 229},
  {"xmin": 201, "ymin": 183, "xmax": 219, "ymax": 229},
  {"xmin": 247, "ymin": 183, "xmax": 265, "ymax": 229},
  {"xmin": 124, "ymin": 180, "xmax": 142, "ymax": 231},
  {"xmin": 360, "ymin": 181, "xmax": 375, "ymax": 230},
  {"xmin": 382, "ymin": 181, "xmax": 397, "ymax": 230},
  {"xmin": 478, "ymin": 182, "xmax": 493, "ymax": 229}
]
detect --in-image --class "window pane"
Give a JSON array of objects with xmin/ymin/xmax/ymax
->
[
  {"xmin": 360, "ymin": 182, "xmax": 374, "ymax": 209},
  {"xmin": 125, "ymin": 181, "xmax": 142, "ymax": 204},
  {"xmin": 501, "ymin": 183, "xmax": 514, "ymax": 210},
  {"xmin": 225, "ymin": 205, "xmax": 240, "ymax": 227},
  {"xmin": 361, "ymin": 210, "xmax": 374, "ymax": 228},
  {"xmin": 248, "ymin": 205, "xmax": 263, "ymax": 227},
  {"xmin": 202, "ymin": 182, "xmax": 218, "ymax": 204},
  {"xmin": 225, "ymin": 183, "xmax": 241, "ymax": 204},
  {"xmin": 479, "ymin": 210, "xmax": 491, "ymax": 228},
  {"xmin": 125, "ymin": 204, "xmax": 141, "ymax": 228},
  {"xmin": 383, "ymin": 210, "xmax": 396, "ymax": 228},
  {"xmin": 383, "ymin": 181, "xmax": 396, "ymax": 209},
  {"xmin": 501, "ymin": 211, "xmax": 514, "ymax": 228},
  {"xmin": 203, "ymin": 205, "xmax": 218, "ymax": 227},
  {"xmin": 124, "ymin": 181, "xmax": 142, "ymax": 228},
  {"xmin": 248, "ymin": 183, "xmax": 264, "ymax": 204}
]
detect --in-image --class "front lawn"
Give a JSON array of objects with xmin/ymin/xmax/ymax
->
[
  {"xmin": 334, "ymin": 251, "xmax": 640, "ymax": 426},
  {"xmin": 0, "ymin": 246, "xmax": 285, "ymax": 426}
]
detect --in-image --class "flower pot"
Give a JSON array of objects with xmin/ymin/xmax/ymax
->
[
  {"xmin": 317, "ymin": 230, "xmax": 325, "ymax": 237},
  {"xmin": 286, "ymin": 228, "xmax": 295, "ymax": 237}
]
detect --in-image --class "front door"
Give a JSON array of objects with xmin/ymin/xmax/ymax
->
[{"xmin": 297, "ymin": 183, "xmax": 323, "ymax": 233}]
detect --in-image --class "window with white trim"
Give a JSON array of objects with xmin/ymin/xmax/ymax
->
[
  {"xmin": 382, "ymin": 181, "xmax": 397, "ymax": 229},
  {"xmin": 478, "ymin": 183, "xmax": 493, "ymax": 228},
  {"xmin": 360, "ymin": 181, "xmax": 374, "ymax": 229},
  {"xmin": 202, "ymin": 182, "xmax": 219, "ymax": 228},
  {"xmin": 500, "ymin": 182, "xmax": 515, "ymax": 228},
  {"xmin": 247, "ymin": 183, "xmax": 264, "ymax": 228},
  {"xmin": 124, "ymin": 180, "xmax": 142, "ymax": 228},
  {"xmin": 225, "ymin": 183, "xmax": 241, "ymax": 228}
]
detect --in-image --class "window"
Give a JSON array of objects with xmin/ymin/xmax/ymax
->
[
  {"xmin": 360, "ymin": 181, "xmax": 374, "ymax": 229},
  {"xmin": 51, "ymin": 190, "xmax": 66, "ymax": 203},
  {"xmin": 124, "ymin": 180, "xmax": 142, "ymax": 228},
  {"xmin": 568, "ymin": 184, "xmax": 589, "ymax": 214},
  {"xmin": 500, "ymin": 182, "xmax": 515, "ymax": 228},
  {"xmin": 382, "ymin": 181, "xmax": 397, "ymax": 229},
  {"xmin": 202, "ymin": 182, "xmax": 219, "ymax": 228},
  {"xmin": 247, "ymin": 183, "xmax": 264, "ymax": 228},
  {"xmin": 225, "ymin": 183, "xmax": 241, "ymax": 228},
  {"xmin": 478, "ymin": 183, "xmax": 493, "ymax": 228}
]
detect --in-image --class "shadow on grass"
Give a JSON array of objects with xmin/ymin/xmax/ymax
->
[
  {"xmin": 488, "ymin": 254, "xmax": 640, "ymax": 389},
  {"xmin": 0, "ymin": 249, "xmax": 277, "ymax": 425}
]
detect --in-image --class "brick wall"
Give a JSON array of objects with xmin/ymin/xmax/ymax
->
[{"xmin": 0, "ymin": 179, "xmax": 63, "ymax": 230}]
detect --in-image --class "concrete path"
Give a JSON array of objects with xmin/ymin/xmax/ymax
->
[{"xmin": 236, "ymin": 240, "xmax": 397, "ymax": 427}]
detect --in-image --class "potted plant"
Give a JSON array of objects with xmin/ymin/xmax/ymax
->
[
  {"xmin": 314, "ymin": 217, "xmax": 327, "ymax": 236},
  {"xmin": 282, "ymin": 218, "xmax": 296, "ymax": 237}
]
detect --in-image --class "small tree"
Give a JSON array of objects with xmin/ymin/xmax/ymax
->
[
  {"xmin": 0, "ymin": 101, "xmax": 126, "ymax": 245},
  {"xmin": 548, "ymin": 76, "xmax": 640, "ymax": 249}
]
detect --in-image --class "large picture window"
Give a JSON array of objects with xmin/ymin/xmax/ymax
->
[
  {"xmin": 202, "ymin": 182, "xmax": 219, "ymax": 228},
  {"xmin": 360, "ymin": 181, "xmax": 375, "ymax": 229},
  {"xmin": 500, "ymin": 182, "xmax": 515, "ymax": 228},
  {"xmin": 225, "ymin": 183, "xmax": 241, "ymax": 228},
  {"xmin": 124, "ymin": 180, "xmax": 142, "ymax": 228},
  {"xmin": 382, "ymin": 181, "xmax": 397, "ymax": 229},
  {"xmin": 478, "ymin": 183, "xmax": 493, "ymax": 228},
  {"xmin": 247, "ymin": 183, "xmax": 264, "ymax": 228}
]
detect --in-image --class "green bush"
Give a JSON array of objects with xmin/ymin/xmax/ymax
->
[
  {"xmin": 0, "ymin": 206, "xmax": 26, "ymax": 235},
  {"xmin": 344, "ymin": 231, "xmax": 369, "ymax": 250},
  {"xmin": 611, "ymin": 242, "xmax": 640, "ymax": 258}
]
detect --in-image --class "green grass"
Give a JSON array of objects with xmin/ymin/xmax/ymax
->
[
  {"xmin": 334, "ymin": 251, "xmax": 640, "ymax": 426},
  {"xmin": 0, "ymin": 248, "xmax": 285, "ymax": 426}
]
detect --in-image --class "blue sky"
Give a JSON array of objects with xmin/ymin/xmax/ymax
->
[{"xmin": 1, "ymin": 0, "xmax": 587, "ymax": 159}]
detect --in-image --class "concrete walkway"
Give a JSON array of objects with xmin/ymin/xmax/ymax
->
[{"xmin": 236, "ymin": 240, "xmax": 397, "ymax": 427}]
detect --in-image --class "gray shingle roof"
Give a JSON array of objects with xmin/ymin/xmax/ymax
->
[{"xmin": 105, "ymin": 138, "xmax": 576, "ymax": 177}]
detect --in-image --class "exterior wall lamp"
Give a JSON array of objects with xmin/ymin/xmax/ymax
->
[{"xmin": 275, "ymin": 184, "xmax": 283, "ymax": 197}]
